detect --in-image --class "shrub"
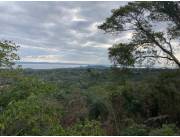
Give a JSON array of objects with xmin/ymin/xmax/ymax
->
[
  {"xmin": 66, "ymin": 119, "xmax": 105, "ymax": 135},
  {"xmin": 0, "ymin": 76, "xmax": 56, "ymax": 109},
  {"xmin": 0, "ymin": 95, "xmax": 64, "ymax": 135},
  {"xmin": 121, "ymin": 123, "xmax": 149, "ymax": 136},
  {"xmin": 149, "ymin": 124, "xmax": 178, "ymax": 136},
  {"xmin": 89, "ymin": 100, "xmax": 109, "ymax": 121}
]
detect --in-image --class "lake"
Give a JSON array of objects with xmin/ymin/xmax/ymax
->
[{"xmin": 16, "ymin": 62, "xmax": 108, "ymax": 69}]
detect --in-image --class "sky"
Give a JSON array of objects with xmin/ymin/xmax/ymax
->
[{"xmin": 0, "ymin": 1, "xmax": 130, "ymax": 65}]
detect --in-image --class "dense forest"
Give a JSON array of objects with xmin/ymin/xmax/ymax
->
[
  {"xmin": 0, "ymin": 68, "xmax": 180, "ymax": 135},
  {"xmin": 0, "ymin": 1, "xmax": 180, "ymax": 136}
]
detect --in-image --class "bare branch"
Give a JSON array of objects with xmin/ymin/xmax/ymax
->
[{"xmin": 135, "ymin": 55, "xmax": 173, "ymax": 61}]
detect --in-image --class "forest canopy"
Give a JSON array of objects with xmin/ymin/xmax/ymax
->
[{"xmin": 0, "ymin": 1, "xmax": 180, "ymax": 136}]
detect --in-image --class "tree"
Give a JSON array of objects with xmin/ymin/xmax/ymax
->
[
  {"xmin": 99, "ymin": 2, "xmax": 180, "ymax": 68},
  {"xmin": 0, "ymin": 40, "xmax": 19, "ymax": 68},
  {"xmin": 149, "ymin": 2, "xmax": 180, "ymax": 38}
]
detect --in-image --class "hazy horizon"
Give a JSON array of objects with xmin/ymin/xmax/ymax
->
[{"xmin": 16, "ymin": 61, "xmax": 111, "ymax": 69}]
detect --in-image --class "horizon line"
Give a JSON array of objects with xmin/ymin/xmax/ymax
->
[{"xmin": 16, "ymin": 61, "xmax": 111, "ymax": 66}]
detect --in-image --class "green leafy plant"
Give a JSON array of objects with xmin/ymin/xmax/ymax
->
[
  {"xmin": 149, "ymin": 124, "xmax": 178, "ymax": 136},
  {"xmin": 66, "ymin": 120, "xmax": 105, "ymax": 136},
  {"xmin": 0, "ymin": 95, "xmax": 64, "ymax": 135},
  {"xmin": 0, "ymin": 40, "xmax": 19, "ymax": 68}
]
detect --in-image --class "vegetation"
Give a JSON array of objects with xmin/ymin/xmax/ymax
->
[
  {"xmin": 0, "ymin": 68, "xmax": 180, "ymax": 135},
  {"xmin": 0, "ymin": 40, "xmax": 19, "ymax": 68},
  {"xmin": 0, "ymin": 1, "xmax": 179, "ymax": 136},
  {"xmin": 99, "ymin": 1, "xmax": 180, "ymax": 68}
]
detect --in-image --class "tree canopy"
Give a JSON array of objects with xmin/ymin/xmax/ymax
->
[
  {"xmin": 0, "ymin": 40, "xmax": 19, "ymax": 68},
  {"xmin": 99, "ymin": 2, "xmax": 180, "ymax": 68}
]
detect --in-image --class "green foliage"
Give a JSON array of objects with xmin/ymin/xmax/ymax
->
[
  {"xmin": 0, "ymin": 40, "xmax": 19, "ymax": 68},
  {"xmin": 0, "ymin": 75, "xmax": 56, "ymax": 108},
  {"xmin": 111, "ymin": 70, "xmax": 180, "ymax": 119},
  {"xmin": 149, "ymin": 124, "xmax": 178, "ymax": 136},
  {"xmin": 154, "ymin": 71, "xmax": 180, "ymax": 121},
  {"xmin": 149, "ymin": 2, "xmax": 180, "ymax": 37},
  {"xmin": 0, "ymin": 70, "xmax": 64, "ymax": 135},
  {"xmin": 109, "ymin": 43, "xmax": 135, "ymax": 67},
  {"xmin": 99, "ymin": 2, "xmax": 180, "ymax": 68},
  {"xmin": 0, "ymin": 95, "xmax": 64, "ymax": 135},
  {"xmin": 0, "ymin": 68, "xmax": 180, "ymax": 135},
  {"xmin": 89, "ymin": 100, "xmax": 109, "ymax": 121},
  {"xmin": 121, "ymin": 123, "xmax": 149, "ymax": 136},
  {"xmin": 66, "ymin": 120, "xmax": 105, "ymax": 136}
]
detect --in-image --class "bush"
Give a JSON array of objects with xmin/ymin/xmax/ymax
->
[
  {"xmin": 121, "ymin": 123, "xmax": 149, "ymax": 136},
  {"xmin": 149, "ymin": 124, "xmax": 178, "ymax": 136},
  {"xmin": 66, "ymin": 119, "xmax": 105, "ymax": 135},
  {"xmin": 0, "ymin": 95, "xmax": 64, "ymax": 135},
  {"xmin": 89, "ymin": 100, "xmax": 109, "ymax": 121},
  {"xmin": 0, "ymin": 76, "xmax": 56, "ymax": 109}
]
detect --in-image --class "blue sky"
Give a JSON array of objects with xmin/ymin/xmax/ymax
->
[{"xmin": 0, "ymin": 1, "xmax": 130, "ymax": 64}]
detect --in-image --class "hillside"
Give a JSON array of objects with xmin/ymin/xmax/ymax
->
[{"xmin": 0, "ymin": 68, "xmax": 180, "ymax": 135}]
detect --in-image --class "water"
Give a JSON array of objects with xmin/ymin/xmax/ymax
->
[{"xmin": 16, "ymin": 62, "xmax": 100, "ymax": 69}]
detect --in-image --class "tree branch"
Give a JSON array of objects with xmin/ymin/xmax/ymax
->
[
  {"xmin": 135, "ymin": 19, "xmax": 180, "ymax": 67},
  {"xmin": 135, "ymin": 55, "xmax": 173, "ymax": 61}
]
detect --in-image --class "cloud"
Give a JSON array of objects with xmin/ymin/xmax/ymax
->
[
  {"xmin": 20, "ymin": 44, "xmax": 59, "ymax": 52},
  {"xmin": 22, "ymin": 55, "xmax": 62, "ymax": 63},
  {"xmin": 0, "ymin": 1, "xmax": 128, "ymax": 64}
]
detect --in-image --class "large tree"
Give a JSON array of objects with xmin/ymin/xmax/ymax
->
[
  {"xmin": 99, "ymin": 2, "xmax": 180, "ymax": 68},
  {"xmin": 0, "ymin": 40, "xmax": 19, "ymax": 68}
]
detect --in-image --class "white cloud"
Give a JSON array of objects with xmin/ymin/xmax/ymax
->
[
  {"xmin": 71, "ymin": 8, "xmax": 87, "ymax": 22},
  {"xmin": 1, "ymin": 1, "xmax": 178, "ymax": 66},
  {"xmin": 83, "ymin": 41, "xmax": 111, "ymax": 48},
  {"xmin": 22, "ymin": 55, "xmax": 62, "ymax": 62},
  {"xmin": 21, "ymin": 54, "xmax": 107, "ymax": 64},
  {"xmin": 87, "ymin": 22, "xmax": 101, "ymax": 33},
  {"xmin": 20, "ymin": 44, "xmax": 59, "ymax": 52},
  {"xmin": 43, "ymin": 22, "xmax": 56, "ymax": 29}
]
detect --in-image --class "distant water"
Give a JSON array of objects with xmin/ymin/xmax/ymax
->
[{"xmin": 16, "ymin": 62, "xmax": 101, "ymax": 69}]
